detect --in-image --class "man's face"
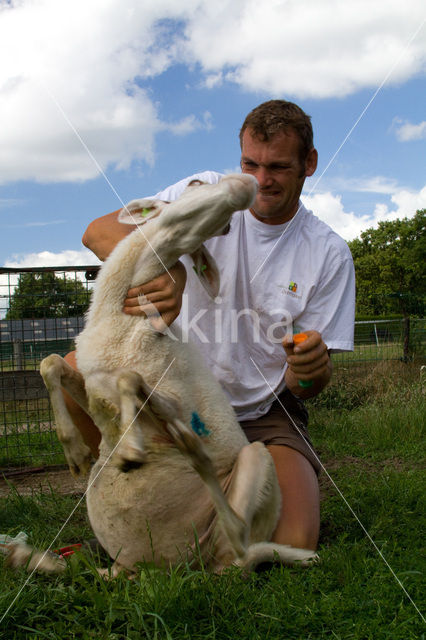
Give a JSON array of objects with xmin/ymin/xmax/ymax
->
[{"xmin": 240, "ymin": 128, "xmax": 317, "ymax": 225}]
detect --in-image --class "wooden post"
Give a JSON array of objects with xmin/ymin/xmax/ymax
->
[{"xmin": 403, "ymin": 316, "xmax": 410, "ymax": 362}]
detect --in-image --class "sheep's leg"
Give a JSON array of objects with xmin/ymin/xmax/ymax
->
[
  {"xmin": 166, "ymin": 419, "xmax": 247, "ymax": 560},
  {"xmin": 40, "ymin": 354, "xmax": 92, "ymax": 477},
  {"xmin": 113, "ymin": 369, "xmax": 186, "ymax": 471},
  {"xmin": 113, "ymin": 370, "xmax": 152, "ymax": 470},
  {"xmin": 113, "ymin": 372, "xmax": 247, "ymax": 559},
  {"xmin": 220, "ymin": 442, "xmax": 318, "ymax": 571},
  {"xmin": 4, "ymin": 542, "xmax": 66, "ymax": 573}
]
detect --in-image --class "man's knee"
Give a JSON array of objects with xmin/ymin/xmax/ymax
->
[
  {"xmin": 267, "ymin": 445, "xmax": 320, "ymax": 550},
  {"xmin": 64, "ymin": 351, "xmax": 78, "ymax": 370}
]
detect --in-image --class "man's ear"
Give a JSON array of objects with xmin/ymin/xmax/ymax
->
[
  {"xmin": 304, "ymin": 148, "xmax": 318, "ymax": 178},
  {"xmin": 118, "ymin": 199, "xmax": 167, "ymax": 225}
]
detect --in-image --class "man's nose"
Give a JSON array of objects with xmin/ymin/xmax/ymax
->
[{"xmin": 256, "ymin": 166, "xmax": 274, "ymax": 187}]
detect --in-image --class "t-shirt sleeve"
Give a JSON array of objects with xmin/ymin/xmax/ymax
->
[
  {"xmin": 297, "ymin": 244, "xmax": 355, "ymax": 353},
  {"xmin": 150, "ymin": 170, "xmax": 224, "ymax": 202}
]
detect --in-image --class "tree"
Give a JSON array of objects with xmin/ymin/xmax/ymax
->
[
  {"xmin": 6, "ymin": 271, "xmax": 92, "ymax": 319},
  {"xmin": 348, "ymin": 209, "xmax": 425, "ymax": 317}
]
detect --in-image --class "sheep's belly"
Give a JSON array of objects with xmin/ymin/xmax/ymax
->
[{"xmin": 86, "ymin": 458, "xmax": 217, "ymax": 569}]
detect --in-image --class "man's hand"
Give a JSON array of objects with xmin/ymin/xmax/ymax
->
[
  {"xmin": 282, "ymin": 330, "xmax": 332, "ymax": 398},
  {"xmin": 122, "ymin": 261, "xmax": 187, "ymax": 327}
]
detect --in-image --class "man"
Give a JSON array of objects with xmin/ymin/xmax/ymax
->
[{"xmin": 66, "ymin": 100, "xmax": 355, "ymax": 552}]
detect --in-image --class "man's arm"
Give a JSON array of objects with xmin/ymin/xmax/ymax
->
[
  {"xmin": 82, "ymin": 210, "xmax": 187, "ymax": 325},
  {"xmin": 82, "ymin": 209, "xmax": 135, "ymax": 262}
]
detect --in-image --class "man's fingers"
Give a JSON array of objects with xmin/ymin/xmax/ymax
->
[
  {"xmin": 287, "ymin": 343, "xmax": 327, "ymax": 365},
  {"xmin": 122, "ymin": 294, "xmax": 177, "ymax": 318},
  {"xmin": 122, "ymin": 306, "xmax": 147, "ymax": 317},
  {"xmin": 123, "ymin": 290, "xmax": 169, "ymax": 307},
  {"xmin": 287, "ymin": 351, "xmax": 330, "ymax": 376},
  {"xmin": 122, "ymin": 262, "xmax": 186, "ymax": 322}
]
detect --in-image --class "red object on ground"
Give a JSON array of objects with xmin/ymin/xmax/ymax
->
[{"xmin": 54, "ymin": 543, "xmax": 82, "ymax": 558}]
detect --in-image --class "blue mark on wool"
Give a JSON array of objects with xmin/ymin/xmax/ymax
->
[{"xmin": 191, "ymin": 412, "xmax": 210, "ymax": 437}]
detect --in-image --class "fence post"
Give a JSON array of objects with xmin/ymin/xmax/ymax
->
[
  {"xmin": 403, "ymin": 316, "xmax": 411, "ymax": 362},
  {"xmin": 13, "ymin": 338, "xmax": 23, "ymax": 369}
]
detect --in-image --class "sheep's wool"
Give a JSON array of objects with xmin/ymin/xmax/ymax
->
[{"xmin": 150, "ymin": 171, "xmax": 355, "ymax": 420}]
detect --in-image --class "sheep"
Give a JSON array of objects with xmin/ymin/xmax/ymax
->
[{"xmin": 32, "ymin": 174, "xmax": 318, "ymax": 576}]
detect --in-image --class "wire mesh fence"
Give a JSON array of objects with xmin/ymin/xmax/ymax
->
[
  {"xmin": 0, "ymin": 266, "xmax": 98, "ymax": 470},
  {"xmin": 0, "ymin": 266, "xmax": 425, "ymax": 470}
]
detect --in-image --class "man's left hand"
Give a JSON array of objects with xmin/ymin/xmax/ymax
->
[{"xmin": 282, "ymin": 330, "xmax": 331, "ymax": 397}]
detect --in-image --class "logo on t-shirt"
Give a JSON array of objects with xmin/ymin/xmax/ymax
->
[{"xmin": 280, "ymin": 280, "xmax": 302, "ymax": 300}]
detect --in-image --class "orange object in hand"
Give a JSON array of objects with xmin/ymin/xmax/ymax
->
[{"xmin": 291, "ymin": 332, "xmax": 313, "ymax": 388}]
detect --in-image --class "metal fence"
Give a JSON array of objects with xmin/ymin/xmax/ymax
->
[
  {"xmin": 0, "ymin": 266, "xmax": 98, "ymax": 470},
  {"xmin": 1, "ymin": 266, "xmax": 425, "ymax": 470}
]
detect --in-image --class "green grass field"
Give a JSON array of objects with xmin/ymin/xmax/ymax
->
[{"xmin": 0, "ymin": 369, "xmax": 424, "ymax": 639}]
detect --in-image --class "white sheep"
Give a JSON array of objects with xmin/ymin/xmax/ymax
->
[{"xmin": 33, "ymin": 174, "xmax": 318, "ymax": 575}]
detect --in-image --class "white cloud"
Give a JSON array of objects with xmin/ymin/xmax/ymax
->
[
  {"xmin": 1, "ymin": 220, "xmax": 66, "ymax": 228},
  {"xmin": 0, "ymin": 0, "xmax": 425, "ymax": 184},
  {"xmin": 303, "ymin": 184, "xmax": 426, "ymax": 240},
  {"xmin": 184, "ymin": 0, "xmax": 426, "ymax": 98},
  {"xmin": 378, "ymin": 185, "xmax": 426, "ymax": 220},
  {"xmin": 4, "ymin": 249, "xmax": 100, "ymax": 268},
  {"xmin": 326, "ymin": 176, "xmax": 401, "ymax": 195},
  {"xmin": 167, "ymin": 111, "xmax": 213, "ymax": 136},
  {"xmin": 0, "ymin": 0, "xmax": 204, "ymax": 184},
  {"xmin": 394, "ymin": 119, "xmax": 426, "ymax": 141},
  {"xmin": 0, "ymin": 198, "xmax": 25, "ymax": 209}
]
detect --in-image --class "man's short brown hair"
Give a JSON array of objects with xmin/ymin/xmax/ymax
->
[{"xmin": 239, "ymin": 100, "xmax": 314, "ymax": 164}]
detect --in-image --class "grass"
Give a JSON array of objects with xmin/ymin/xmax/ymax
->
[
  {"xmin": 0, "ymin": 369, "xmax": 425, "ymax": 638},
  {"xmin": 1, "ymin": 398, "xmax": 65, "ymax": 468}
]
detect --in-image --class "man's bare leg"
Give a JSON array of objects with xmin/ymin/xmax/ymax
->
[
  {"xmin": 63, "ymin": 351, "xmax": 101, "ymax": 458},
  {"xmin": 266, "ymin": 445, "xmax": 320, "ymax": 551}
]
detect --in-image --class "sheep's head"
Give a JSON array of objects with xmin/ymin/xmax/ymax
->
[
  {"xmin": 159, "ymin": 174, "xmax": 257, "ymax": 248},
  {"xmin": 118, "ymin": 174, "xmax": 257, "ymax": 298}
]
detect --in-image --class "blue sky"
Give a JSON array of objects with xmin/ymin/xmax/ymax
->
[{"xmin": 0, "ymin": 0, "xmax": 425, "ymax": 269}]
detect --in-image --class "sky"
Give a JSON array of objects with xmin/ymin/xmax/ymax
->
[{"xmin": 0, "ymin": 0, "xmax": 425, "ymax": 270}]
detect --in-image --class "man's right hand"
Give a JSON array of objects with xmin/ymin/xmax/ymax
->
[
  {"xmin": 122, "ymin": 261, "xmax": 187, "ymax": 327},
  {"xmin": 83, "ymin": 209, "xmax": 187, "ymax": 327}
]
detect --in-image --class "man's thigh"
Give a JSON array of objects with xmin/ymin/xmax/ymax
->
[{"xmin": 239, "ymin": 390, "xmax": 321, "ymax": 475}]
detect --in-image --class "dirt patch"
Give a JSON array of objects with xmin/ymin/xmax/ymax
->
[{"xmin": 0, "ymin": 467, "xmax": 86, "ymax": 497}]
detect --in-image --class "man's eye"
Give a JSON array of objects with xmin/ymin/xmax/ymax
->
[{"xmin": 243, "ymin": 161, "xmax": 257, "ymax": 169}]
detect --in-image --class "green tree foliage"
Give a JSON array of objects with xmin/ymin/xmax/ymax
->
[
  {"xmin": 6, "ymin": 271, "xmax": 91, "ymax": 319},
  {"xmin": 348, "ymin": 209, "xmax": 425, "ymax": 317}
]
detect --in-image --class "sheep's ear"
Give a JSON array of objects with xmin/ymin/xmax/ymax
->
[
  {"xmin": 190, "ymin": 244, "xmax": 220, "ymax": 298},
  {"xmin": 118, "ymin": 199, "xmax": 166, "ymax": 226},
  {"xmin": 137, "ymin": 378, "xmax": 182, "ymax": 423}
]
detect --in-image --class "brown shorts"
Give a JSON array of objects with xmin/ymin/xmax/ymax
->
[{"xmin": 238, "ymin": 390, "xmax": 321, "ymax": 476}]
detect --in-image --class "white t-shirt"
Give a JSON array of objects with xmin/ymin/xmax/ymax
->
[{"xmin": 151, "ymin": 171, "xmax": 355, "ymax": 420}]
